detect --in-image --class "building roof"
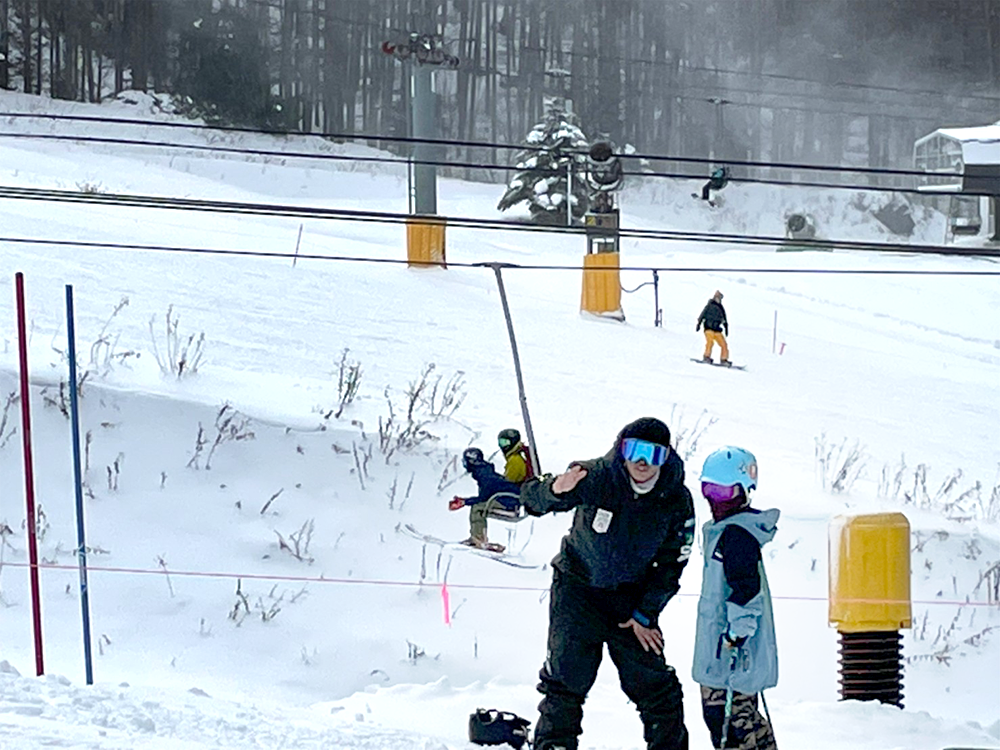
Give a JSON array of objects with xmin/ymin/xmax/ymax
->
[{"xmin": 930, "ymin": 122, "xmax": 1000, "ymax": 165}]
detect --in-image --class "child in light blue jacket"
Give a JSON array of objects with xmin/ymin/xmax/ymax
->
[{"xmin": 692, "ymin": 446, "xmax": 778, "ymax": 750}]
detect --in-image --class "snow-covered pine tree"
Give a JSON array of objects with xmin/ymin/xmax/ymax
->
[{"xmin": 497, "ymin": 98, "xmax": 591, "ymax": 225}]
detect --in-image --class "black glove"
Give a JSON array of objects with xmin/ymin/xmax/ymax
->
[
  {"xmin": 723, "ymin": 632, "xmax": 746, "ymax": 649},
  {"xmin": 696, "ymin": 324, "xmax": 701, "ymax": 332},
  {"xmin": 724, "ymin": 326, "xmax": 729, "ymax": 336}
]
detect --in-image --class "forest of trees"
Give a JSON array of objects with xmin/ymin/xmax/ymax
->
[{"xmin": 1, "ymin": 0, "xmax": 998, "ymax": 180}]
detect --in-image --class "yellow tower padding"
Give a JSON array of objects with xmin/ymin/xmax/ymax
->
[
  {"xmin": 580, "ymin": 251, "xmax": 622, "ymax": 317},
  {"xmin": 829, "ymin": 513, "xmax": 912, "ymax": 633},
  {"xmin": 406, "ymin": 216, "xmax": 447, "ymax": 268}
]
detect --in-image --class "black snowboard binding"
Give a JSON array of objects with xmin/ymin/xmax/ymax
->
[{"xmin": 469, "ymin": 708, "xmax": 531, "ymax": 749}]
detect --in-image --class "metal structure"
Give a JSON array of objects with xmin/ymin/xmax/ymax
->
[
  {"xmin": 583, "ymin": 140, "xmax": 624, "ymax": 255},
  {"xmin": 914, "ymin": 122, "xmax": 1000, "ymax": 242},
  {"xmin": 382, "ymin": 32, "xmax": 458, "ymax": 216},
  {"xmin": 485, "ymin": 263, "xmax": 542, "ymax": 476},
  {"xmin": 829, "ymin": 513, "xmax": 912, "ymax": 708},
  {"xmin": 380, "ymin": 32, "xmax": 459, "ymax": 68}
]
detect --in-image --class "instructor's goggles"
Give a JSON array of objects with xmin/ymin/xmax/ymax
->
[
  {"xmin": 620, "ymin": 438, "xmax": 670, "ymax": 466},
  {"xmin": 701, "ymin": 481, "xmax": 742, "ymax": 503}
]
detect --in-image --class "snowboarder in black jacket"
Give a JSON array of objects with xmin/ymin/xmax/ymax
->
[
  {"xmin": 521, "ymin": 417, "xmax": 695, "ymax": 750},
  {"xmin": 696, "ymin": 291, "xmax": 730, "ymax": 365}
]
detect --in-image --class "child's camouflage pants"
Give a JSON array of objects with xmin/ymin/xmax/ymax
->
[{"xmin": 700, "ymin": 686, "xmax": 776, "ymax": 749}]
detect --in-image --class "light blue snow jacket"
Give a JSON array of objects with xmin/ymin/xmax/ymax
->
[{"xmin": 691, "ymin": 508, "xmax": 779, "ymax": 694}]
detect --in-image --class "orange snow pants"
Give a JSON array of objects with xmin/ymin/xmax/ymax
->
[{"xmin": 703, "ymin": 330, "xmax": 729, "ymax": 361}]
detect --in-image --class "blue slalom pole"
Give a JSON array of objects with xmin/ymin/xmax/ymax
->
[{"xmin": 65, "ymin": 285, "xmax": 94, "ymax": 684}]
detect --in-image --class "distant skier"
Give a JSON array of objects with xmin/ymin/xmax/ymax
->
[
  {"xmin": 498, "ymin": 428, "xmax": 535, "ymax": 484},
  {"xmin": 696, "ymin": 290, "xmax": 730, "ymax": 366},
  {"xmin": 700, "ymin": 166, "xmax": 730, "ymax": 203},
  {"xmin": 448, "ymin": 447, "xmax": 521, "ymax": 551},
  {"xmin": 693, "ymin": 446, "xmax": 778, "ymax": 750}
]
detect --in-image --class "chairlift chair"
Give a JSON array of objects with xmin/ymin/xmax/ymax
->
[{"xmin": 485, "ymin": 492, "xmax": 528, "ymax": 523}]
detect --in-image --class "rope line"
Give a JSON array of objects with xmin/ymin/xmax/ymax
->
[{"xmin": 4, "ymin": 561, "xmax": 992, "ymax": 608}]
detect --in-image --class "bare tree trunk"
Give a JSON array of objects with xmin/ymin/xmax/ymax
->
[
  {"xmin": 85, "ymin": 41, "xmax": 95, "ymax": 101},
  {"xmin": 49, "ymin": 0, "xmax": 59, "ymax": 97},
  {"xmin": 33, "ymin": 0, "xmax": 43, "ymax": 93},
  {"xmin": 363, "ymin": 0, "xmax": 384, "ymax": 138},
  {"xmin": 569, "ymin": 12, "xmax": 584, "ymax": 125},
  {"xmin": 524, "ymin": 0, "xmax": 541, "ymax": 127},
  {"xmin": 358, "ymin": 8, "xmax": 369, "ymax": 134},
  {"xmin": 986, "ymin": 0, "xmax": 999, "ymax": 82},
  {"xmin": 80, "ymin": 0, "xmax": 98, "ymax": 103},
  {"xmin": 303, "ymin": 0, "xmax": 319, "ymax": 132},
  {"xmin": 595, "ymin": 1, "xmax": 620, "ymax": 138},
  {"xmin": 455, "ymin": 0, "xmax": 470, "ymax": 159},
  {"xmin": 125, "ymin": 0, "xmax": 147, "ymax": 90},
  {"xmin": 622, "ymin": 2, "xmax": 639, "ymax": 147},
  {"xmin": 113, "ymin": 0, "xmax": 124, "ymax": 93},
  {"xmin": 0, "ymin": 0, "xmax": 6, "ymax": 90},
  {"xmin": 322, "ymin": 0, "xmax": 340, "ymax": 133},
  {"xmin": 391, "ymin": 0, "xmax": 407, "ymax": 142},
  {"xmin": 344, "ymin": 0, "xmax": 362, "ymax": 134},
  {"xmin": 70, "ymin": 16, "xmax": 80, "ymax": 101},
  {"xmin": 464, "ymin": 0, "xmax": 481, "ymax": 177},
  {"xmin": 96, "ymin": 37, "xmax": 103, "ymax": 100},
  {"xmin": 487, "ymin": 0, "xmax": 497, "ymax": 174},
  {"xmin": 504, "ymin": 1, "xmax": 514, "ymax": 146},
  {"xmin": 279, "ymin": 0, "xmax": 294, "ymax": 106}
]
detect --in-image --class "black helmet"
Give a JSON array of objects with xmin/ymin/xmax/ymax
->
[
  {"xmin": 497, "ymin": 428, "xmax": 521, "ymax": 448},
  {"xmin": 462, "ymin": 447, "xmax": 485, "ymax": 471}
]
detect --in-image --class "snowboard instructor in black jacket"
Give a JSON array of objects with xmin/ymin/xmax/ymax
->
[{"xmin": 522, "ymin": 417, "xmax": 695, "ymax": 750}]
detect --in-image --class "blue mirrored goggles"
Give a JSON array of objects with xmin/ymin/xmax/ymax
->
[{"xmin": 620, "ymin": 438, "xmax": 670, "ymax": 466}]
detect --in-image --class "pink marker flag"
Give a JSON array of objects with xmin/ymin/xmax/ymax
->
[{"xmin": 441, "ymin": 581, "xmax": 451, "ymax": 626}]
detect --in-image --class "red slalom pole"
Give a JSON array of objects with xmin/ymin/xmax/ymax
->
[{"xmin": 14, "ymin": 272, "xmax": 44, "ymax": 676}]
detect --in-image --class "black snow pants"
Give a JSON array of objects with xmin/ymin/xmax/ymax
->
[
  {"xmin": 533, "ymin": 570, "xmax": 689, "ymax": 750},
  {"xmin": 701, "ymin": 177, "xmax": 724, "ymax": 201}
]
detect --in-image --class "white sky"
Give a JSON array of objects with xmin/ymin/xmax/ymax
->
[{"xmin": 0, "ymin": 91, "xmax": 997, "ymax": 749}]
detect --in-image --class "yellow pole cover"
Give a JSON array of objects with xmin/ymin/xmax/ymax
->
[
  {"xmin": 580, "ymin": 252, "xmax": 622, "ymax": 315},
  {"xmin": 406, "ymin": 217, "xmax": 447, "ymax": 268},
  {"xmin": 829, "ymin": 513, "xmax": 912, "ymax": 632}
]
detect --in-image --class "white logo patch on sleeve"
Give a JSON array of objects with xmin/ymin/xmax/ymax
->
[{"xmin": 592, "ymin": 508, "xmax": 613, "ymax": 533}]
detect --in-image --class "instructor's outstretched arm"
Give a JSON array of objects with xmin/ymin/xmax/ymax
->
[{"xmin": 521, "ymin": 464, "xmax": 590, "ymax": 516}]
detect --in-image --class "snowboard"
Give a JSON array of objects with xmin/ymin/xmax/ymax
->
[
  {"xmin": 398, "ymin": 524, "xmax": 544, "ymax": 569},
  {"xmin": 690, "ymin": 192, "xmax": 721, "ymax": 208},
  {"xmin": 690, "ymin": 357, "xmax": 747, "ymax": 371}
]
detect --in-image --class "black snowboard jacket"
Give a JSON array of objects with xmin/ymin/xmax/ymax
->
[
  {"xmin": 521, "ymin": 445, "xmax": 695, "ymax": 626},
  {"xmin": 697, "ymin": 299, "xmax": 728, "ymax": 334}
]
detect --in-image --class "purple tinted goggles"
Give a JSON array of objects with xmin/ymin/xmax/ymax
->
[
  {"xmin": 620, "ymin": 438, "xmax": 670, "ymax": 466},
  {"xmin": 701, "ymin": 481, "xmax": 742, "ymax": 503}
]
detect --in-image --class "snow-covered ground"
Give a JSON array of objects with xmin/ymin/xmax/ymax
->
[{"xmin": 0, "ymin": 91, "xmax": 997, "ymax": 749}]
